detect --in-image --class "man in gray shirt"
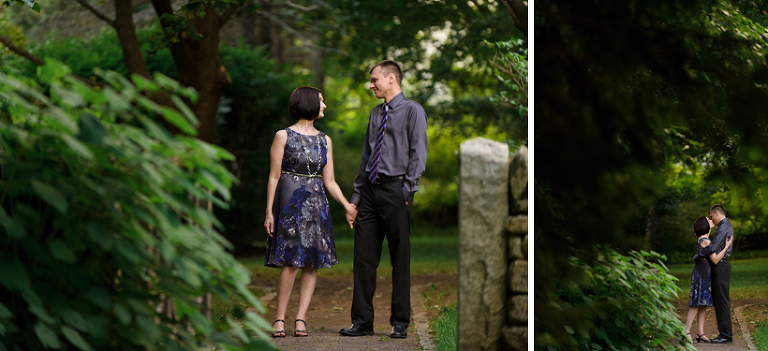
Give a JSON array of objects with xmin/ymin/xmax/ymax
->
[
  {"xmin": 339, "ymin": 60, "xmax": 428, "ymax": 339},
  {"xmin": 708, "ymin": 204, "xmax": 733, "ymax": 343}
]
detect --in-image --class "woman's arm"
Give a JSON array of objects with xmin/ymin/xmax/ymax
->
[
  {"xmin": 322, "ymin": 136, "xmax": 357, "ymax": 228},
  {"xmin": 709, "ymin": 236, "xmax": 734, "ymax": 265},
  {"xmin": 263, "ymin": 130, "xmax": 287, "ymax": 237}
]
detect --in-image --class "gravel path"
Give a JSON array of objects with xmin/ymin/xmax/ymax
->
[{"xmin": 254, "ymin": 274, "xmax": 457, "ymax": 351}]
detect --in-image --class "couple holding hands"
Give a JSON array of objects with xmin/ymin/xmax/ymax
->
[{"xmin": 262, "ymin": 60, "xmax": 428, "ymax": 339}]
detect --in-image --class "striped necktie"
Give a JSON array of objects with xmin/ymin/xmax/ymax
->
[{"xmin": 368, "ymin": 103, "xmax": 389, "ymax": 183}]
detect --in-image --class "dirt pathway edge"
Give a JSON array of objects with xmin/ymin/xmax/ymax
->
[
  {"xmin": 412, "ymin": 283, "xmax": 436, "ymax": 351},
  {"xmin": 734, "ymin": 304, "xmax": 758, "ymax": 351}
]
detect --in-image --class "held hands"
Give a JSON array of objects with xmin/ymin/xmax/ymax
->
[
  {"xmin": 264, "ymin": 213, "xmax": 274, "ymax": 237},
  {"xmin": 345, "ymin": 204, "xmax": 358, "ymax": 228}
]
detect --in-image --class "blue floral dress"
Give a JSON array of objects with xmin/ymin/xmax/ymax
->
[
  {"xmin": 265, "ymin": 128, "xmax": 338, "ymax": 268},
  {"xmin": 688, "ymin": 237, "xmax": 714, "ymax": 307}
]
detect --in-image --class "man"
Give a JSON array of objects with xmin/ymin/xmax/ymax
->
[
  {"xmin": 708, "ymin": 204, "xmax": 733, "ymax": 343},
  {"xmin": 339, "ymin": 60, "xmax": 428, "ymax": 339}
]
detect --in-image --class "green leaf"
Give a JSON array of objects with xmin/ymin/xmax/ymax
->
[
  {"xmin": 170, "ymin": 94, "xmax": 198, "ymax": 128},
  {"xmin": 198, "ymin": 169, "xmax": 231, "ymax": 200},
  {"xmin": 37, "ymin": 59, "xmax": 70, "ymax": 84},
  {"xmin": 115, "ymin": 305, "xmax": 131, "ymax": 325},
  {"xmin": 48, "ymin": 106, "xmax": 78, "ymax": 133},
  {"xmin": 61, "ymin": 326, "xmax": 91, "ymax": 351},
  {"xmin": 102, "ymin": 87, "xmax": 131, "ymax": 112},
  {"xmin": 61, "ymin": 309, "xmax": 88, "ymax": 332},
  {"xmin": 59, "ymin": 134, "xmax": 94, "ymax": 160},
  {"xmin": 34, "ymin": 322, "xmax": 61, "ymax": 349},
  {"xmin": 0, "ymin": 302, "xmax": 11, "ymax": 319},
  {"xmin": 31, "ymin": 2, "xmax": 41, "ymax": 12},
  {"xmin": 0, "ymin": 208, "xmax": 26, "ymax": 239},
  {"xmin": 30, "ymin": 179, "xmax": 68, "ymax": 214},
  {"xmin": 49, "ymin": 240, "xmax": 76, "ymax": 263},
  {"xmin": 77, "ymin": 113, "xmax": 109, "ymax": 147},
  {"xmin": 0, "ymin": 262, "xmax": 31, "ymax": 292},
  {"xmin": 130, "ymin": 74, "xmax": 158, "ymax": 92},
  {"xmin": 564, "ymin": 325, "xmax": 574, "ymax": 334},
  {"xmin": 161, "ymin": 106, "xmax": 196, "ymax": 135},
  {"xmin": 85, "ymin": 287, "xmax": 112, "ymax": 309},
  {"xmin": 29, "ymin": 304, "xmax": 55, "ymax": 324}
]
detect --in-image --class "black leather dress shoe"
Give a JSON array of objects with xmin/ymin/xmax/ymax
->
[
  {"xmin": 390, "ymin": 325, "xmax": 407, "ymax": 339},
  {"xmin": 339, "ymin": 324, "xmax": 374, "ymax": 336},
  {"xmin": 710, "ymin": 336, "xmax": 733, "ymax": 343}
]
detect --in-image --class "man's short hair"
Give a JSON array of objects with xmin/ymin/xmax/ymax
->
[
  {"xmin": 370, "ymin": 60, "xmax": 403, "ymax": 87},
  {"xmin": 709, "ymin": 204, "xmax": 726, "ymax": 217}
]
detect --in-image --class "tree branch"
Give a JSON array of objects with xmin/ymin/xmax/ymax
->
[
  {"xmin": 0, "ymin": 33, "xmax": 45, "ymax": 66},
  {"xmin": 500, "ymin": 0, "xmax": 527, "ymax": 37},
  {"xmin": 74, "ymin": 0, "xmax": 116, "ymax": 27},
  {"xmin": 218, "ymin": 4, "xmax": 240, "ymax": 28},
  {"xmin": 261, "ymin": 11, "xmax": 350, "ymax": 56},
  {"xmin": 285, "ymin": 0, "xmax": 319, "ymax": 12}
]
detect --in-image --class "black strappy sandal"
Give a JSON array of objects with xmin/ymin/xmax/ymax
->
[
  {"xmin": 294, "ymin": 319, "xmax": 309, "ymax": 337},
  {"xmin": 271, "ymin": 319, "xmax": 286, "ymax": 338},
  {"xmin": 697, "ymin": 333, "xmax": 711, "ymax": 343}
]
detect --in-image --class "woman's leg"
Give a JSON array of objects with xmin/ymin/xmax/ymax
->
[
  {"xmin": 685, "ymin": 308, "xmax": 697, "ymax": 332},
  {"xmin": 274, "ymin": 267, "xmax": 300, "ymax": 334},
  {"xmin": 697, "ymin": 306, "xmax": 709, "ymax": 341},
  {"xmin": 295, "ymin": 267, "xmax": 318, "ymax": 335}
]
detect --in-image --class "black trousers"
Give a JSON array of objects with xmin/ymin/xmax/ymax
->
[
  {"xmin": 350, "ymin": 179, "xmax": 412, "ymax": 329},
  {"xmin": 711, "ymin": 260, "xmax": 732, "ymax": 338}
]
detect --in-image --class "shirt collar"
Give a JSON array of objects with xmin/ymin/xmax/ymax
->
[{"xmin": 385, "ymin": 92, "xmax": 405, "ymax": 110}]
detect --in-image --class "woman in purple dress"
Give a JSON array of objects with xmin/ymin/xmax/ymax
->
[
  {"xmin": 263, "ymin": 86, "xmax": 357, "ymax": 338},
  {"xmin": 683, "ymin": 215, "xmax": 732, "ymax": 343}
]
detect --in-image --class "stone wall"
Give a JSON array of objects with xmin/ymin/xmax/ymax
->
[{"xmin": 457, "ymin": 138, "xmax": 528, "ymax": 351}]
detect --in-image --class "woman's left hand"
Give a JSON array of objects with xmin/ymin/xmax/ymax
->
[{"xmin": 264, "ymin": 213, "xmax": 274, "ymax": 237}]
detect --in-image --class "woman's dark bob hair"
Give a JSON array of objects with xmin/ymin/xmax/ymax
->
[
  {"xmin": 289, "ymin": 86, "xmax": 322, "ymax": 121},
  {"xmin": 693, "ymin": 216, "xmax": 710, "ymax": 237}
]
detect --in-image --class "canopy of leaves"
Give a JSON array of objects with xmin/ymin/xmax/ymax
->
[{"xmin": 0, "ymin": 60, "xmax": 275, "ymax": 350}]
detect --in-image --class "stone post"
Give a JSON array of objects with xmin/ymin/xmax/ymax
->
[{"xmin": 458, "ymin": 138, "xmax": 509, "ymax": 351}]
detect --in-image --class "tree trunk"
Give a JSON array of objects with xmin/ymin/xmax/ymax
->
[
  {"xmin": 152, "ymin": 0, "xmax": 232, "ymax": 144},
  {"xmin": 311, "ymin": 48, "xmax": 325, "ymax": 90},
  {"xmin": 645, "ymin": 204, "xmax": 659, "ymax": 251},
  {"xmin": 240, "ymin": 0, "xmax": 257, "ymax": 47},
  {"xmin": 114, "ymin": 0, "xmax": 152, "ymax": 79}
]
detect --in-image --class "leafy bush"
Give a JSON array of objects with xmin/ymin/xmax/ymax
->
[
  {"xmin": 537, "ymin": 247, "xmax": 695, "ymax": 350},
  {"xmin": 0, "ymin": 60, "xmax": 275, "ymax": 350}
]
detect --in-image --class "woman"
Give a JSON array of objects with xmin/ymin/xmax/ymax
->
[
  {"xmin": 263, "ymin": 86, "xmax": 356, "ymax": 338},
  {"xmin": 684, "ymin": 215, "xmax": 733, "ymax": 343}
]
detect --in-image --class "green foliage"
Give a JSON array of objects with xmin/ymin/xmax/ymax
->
[
  {"xmin": 0, "ymin": 12, "xmax": 27, "ymax": 58},
  {"xmin": 541, "ymin": 248, "xmax": 693, "ymax": 350},
  {"xmin": 0, "ymin": 60, "xmax": 275, "ymax": 350},
  {"xmin": 1, "ymin": 25, "xmax": 176, "ymax": 80},
  {"xmin": 430, "ymin": 303, "xmax": 457, "ymax": 351},
  {"xmin": 2, "ymin": 0, "xmax": 40, "ymax": 13},
  {"xmin": 487, "ymin": 37, "xmax": 527, "ymax": 118},
  {"xmin": 537, "ymin": 0, "xmax": 768, "ymax": 347},
  {"xmin": 756, "ymin": 322, "xmax": 768, "ymax": 351}
]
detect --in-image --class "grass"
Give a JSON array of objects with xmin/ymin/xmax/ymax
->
[
  {"xmin": 756, "ymin": 323, "xmax": 768, "ymax": 351},
  {"xmin": 238, "ymin": 224, "xmax": 459, "ymax": 279},
  {"xmin": 666, "ymin": 257, "xmax": 768, "ymax": 299},
  {"xmin": 430, "ymin": 304, "xmax": 458, "ymax": 351}
]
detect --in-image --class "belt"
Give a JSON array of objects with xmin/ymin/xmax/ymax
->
[
  {"xmin": 282, "ymin": 171, "xmax": 322, "ymax": 178},
  {"xmin": 371, "ymin": 174, "xmax": 404, "ymax": 185}
]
